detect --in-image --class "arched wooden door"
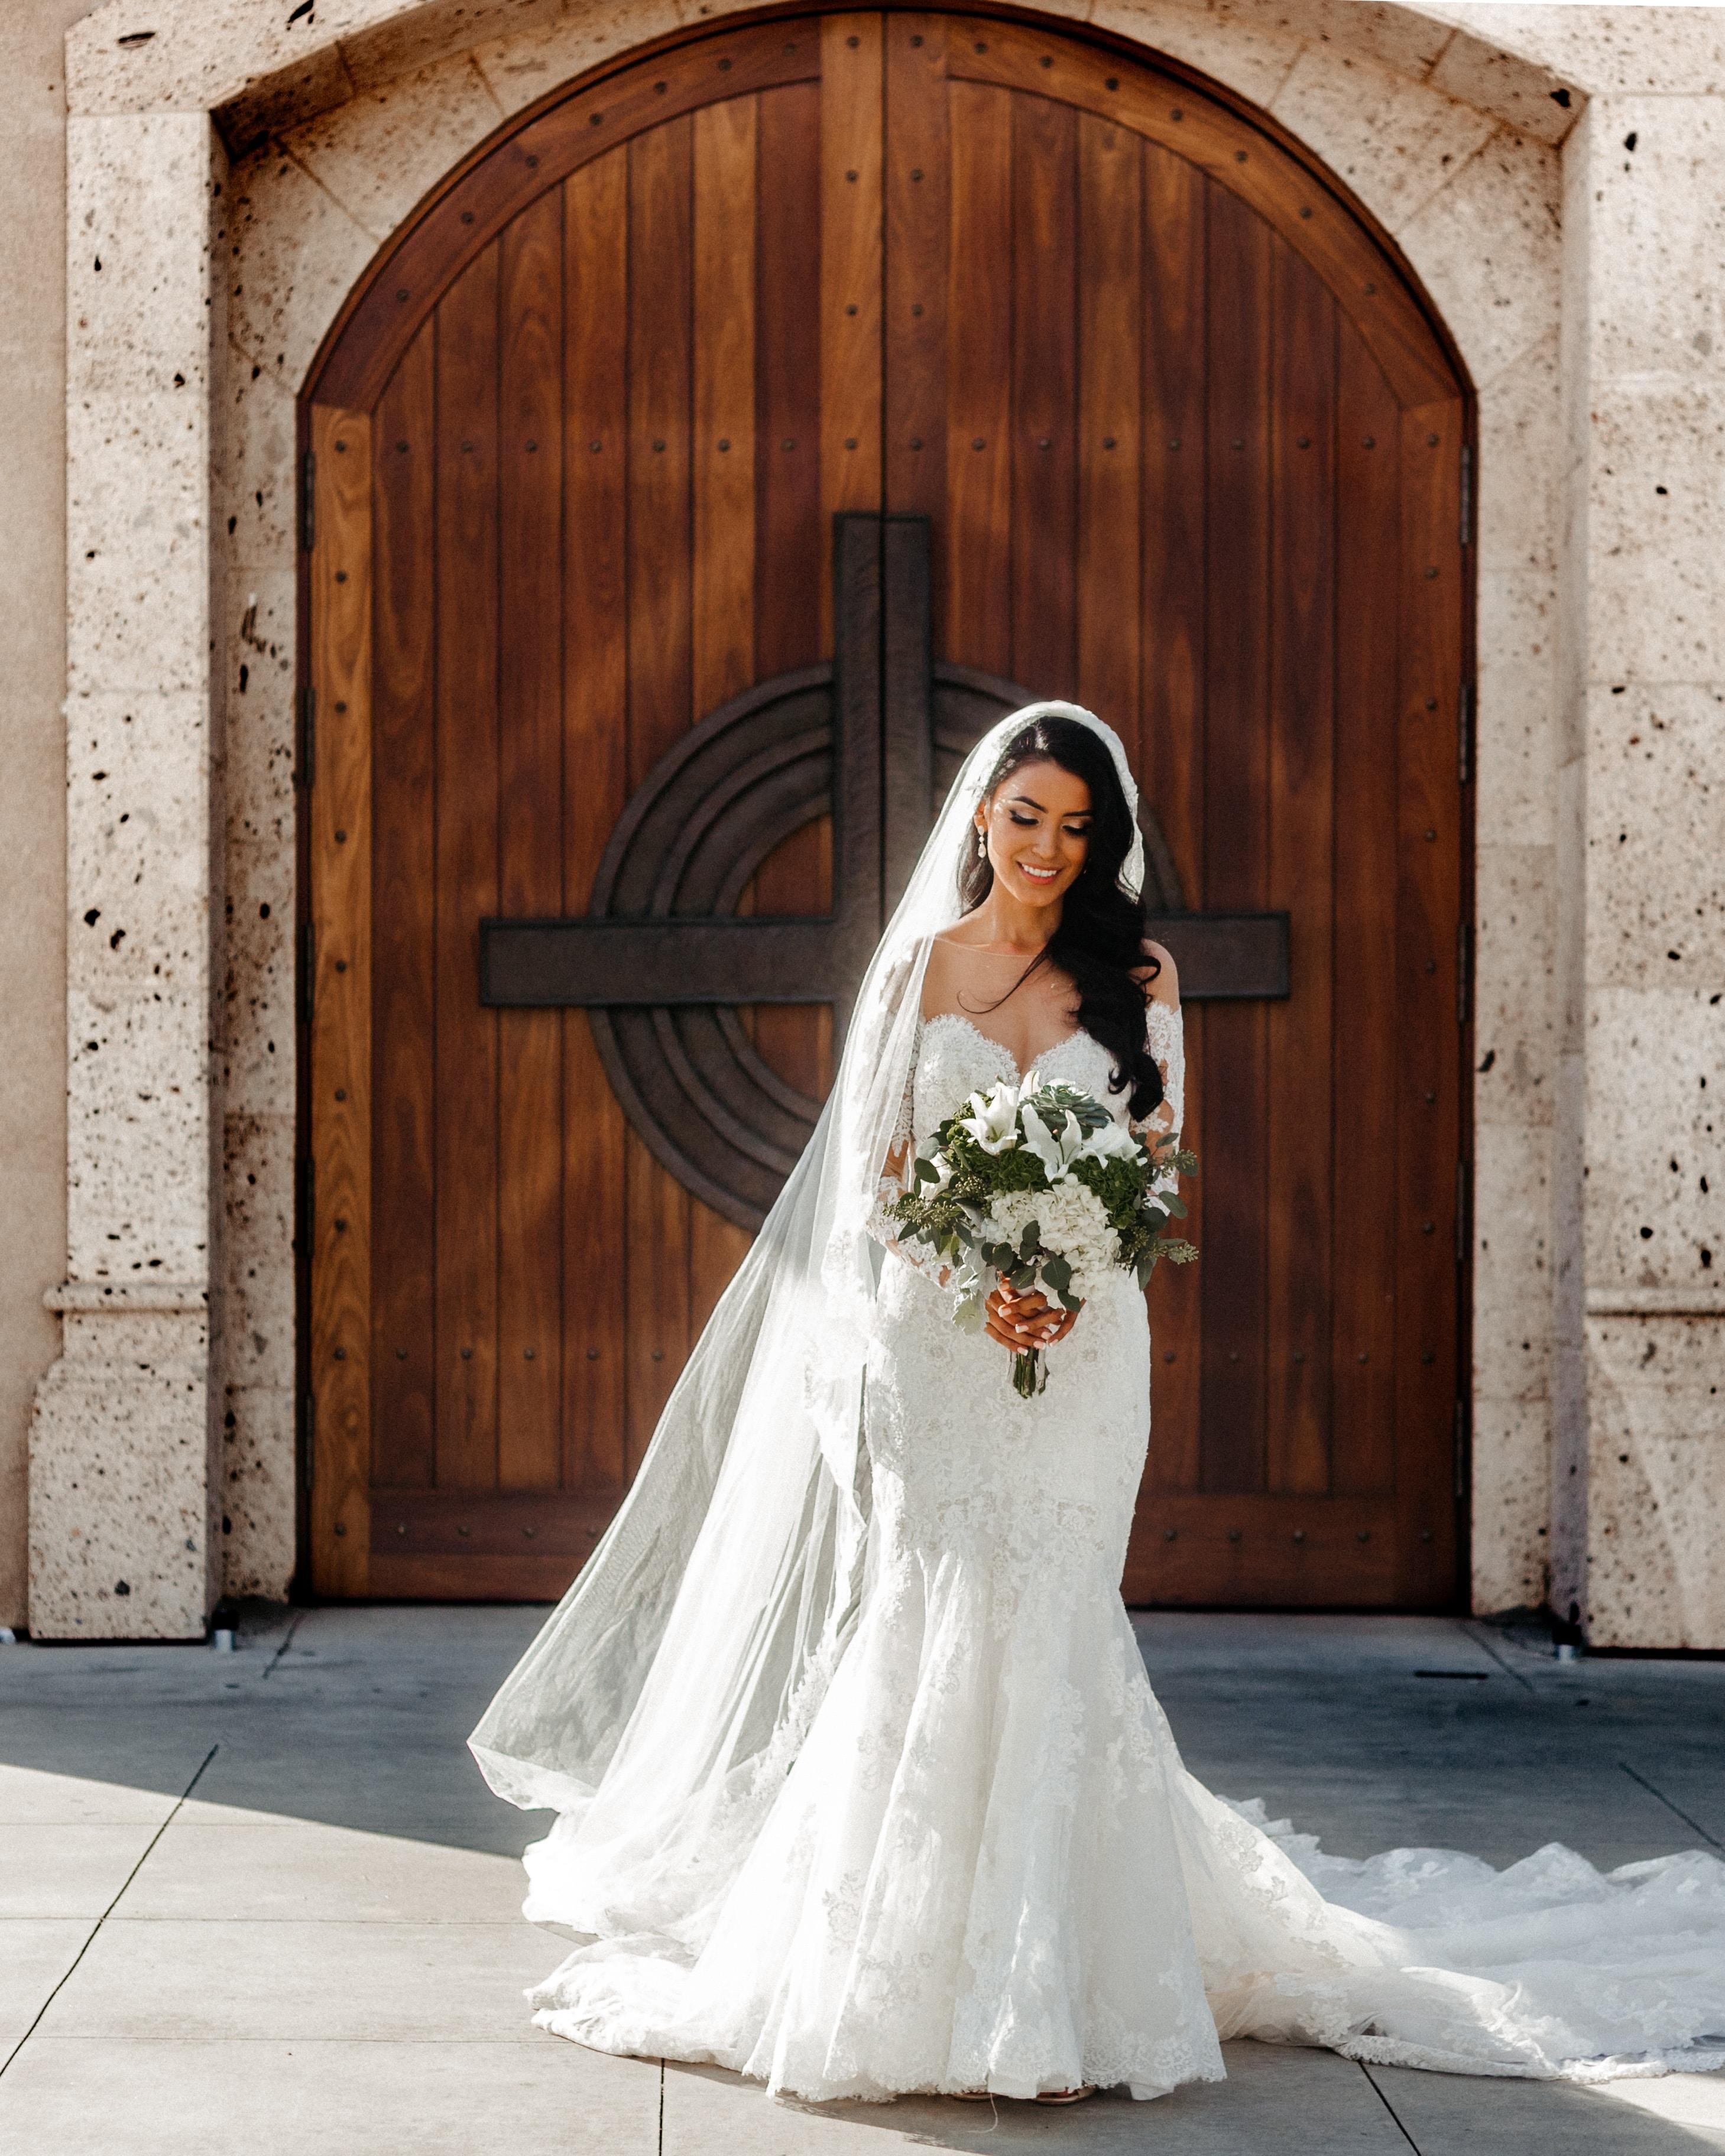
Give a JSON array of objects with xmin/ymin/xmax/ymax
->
[{"xmin": 301, "ymin": 11, "xmax": 1471, "ymax": 1608}]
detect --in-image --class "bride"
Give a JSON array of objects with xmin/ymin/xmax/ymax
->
[{"xmin": 472, "ymin": 703, "xmax": 1725, "ymax": 2104}]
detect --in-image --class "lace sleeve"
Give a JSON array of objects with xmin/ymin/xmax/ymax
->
[
  {"xmin": 864, "ymin": 1030, "xmax": 952, "ymax": 1286},
  {"xmin": 1133, "ymin": 999, "xmax": 1186, "ymax": 1203}
]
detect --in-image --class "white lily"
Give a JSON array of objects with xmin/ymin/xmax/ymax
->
[
  {"xmin": 1019, "ymin": 1100, "xmax": 1087, "ymax": 1185},
  {"xmin": 1077, "ymin": 1118, "xmax": 1142, "ymax": 1164},
  {"xmin": 957, "ymin": 1078, "xmax": 1021, "ymax": 1155}
]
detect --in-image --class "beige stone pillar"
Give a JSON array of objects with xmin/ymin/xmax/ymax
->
[
  {"xmin": 29, "ymin": 112, "xmax": 229, "ymax": 1639},
  {"xmin": 1555, "ymin": 92, "xmax": 1725, "ymax": 1648}
]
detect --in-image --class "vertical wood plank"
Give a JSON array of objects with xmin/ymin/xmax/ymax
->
[
  {"xmin": 1198, "ymin": 184, "xmax": 1270, "ymax": 1496},
  {"xmin": 1010, "ymin": 92, "xmax": 1078, "ymax": 695},
  {"xmin": 1137, "ymin": 144, "xmax": 1208, "ymax": 1502},
  {"xmin": 945, "ymin": 77, "xmax": 1013, "ymax": 675},
  {"xmin": 433, "ymin": 252, "xmax": 501, "ymax": 1495},
  {"xmin": 626, "ymin": 116, "xmax": 696, "ymax": 1466},
  {"xmin": 562, "ymin": 151, "xmax": 629, "ymax": 1498},
  {"xmin": 1264, "ymin": 241, "xmax": 1336, "ymax": 1499},
  {"xmin": 1330, "ymin": 332, "xmax": 1401, "ymax": 1506},
  {"xmin": 497, "ymin": 189, "xmax": 565, "ymax": 1491},
  {"xmin": 693, "ymin": 96, "xmax": 758, "ymax": 713},
  {"xmin": 1140, "ymin": 142, "xmax": 1207, "ymax": 899},
  {"xmin": 884, "ymin": 12, "xmax": 949, "ymax": 612},
  {"xmin": 368, "ymin": 337, "xmax": 436, "ymax": 1497},
  {"xmin": 1396, "ymin": 395, "xmax": 1465, "ymax": 1602},
  {"xmin": 690, "ymin": 95, "xmax": 761, "ymax": 1337},
  {"xmin": 821, "ymin": 13, "xmax": 884, "ymax": 553},
  {"xmin": 309, "ymin": 405, "xmax": 373, "ymax": 1592},
  {"xmin": 752, "ymin": 77, "xmax": 828, "ymax": 1142},
  {"xmin": 1075, "ymin": 112, "xmax": 1142, "ymax": 735},
  {"xmin": 755, "ymin": 83, "xmax": 823, "ymax": 680}
]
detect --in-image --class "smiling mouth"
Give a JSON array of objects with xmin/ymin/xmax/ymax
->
[{"xmin": 1019, "ymin": 862, "xmax": 1061, "ymax": 884}]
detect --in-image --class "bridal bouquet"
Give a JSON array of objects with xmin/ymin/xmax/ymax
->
[{"xmin": 889, "ymin": 1071, "xmax": 1197, "ymax": 1398}]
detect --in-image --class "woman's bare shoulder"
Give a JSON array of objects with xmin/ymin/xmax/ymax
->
[{"xmin": 1134, "ymin": 938, "xmax": 1180, "ymax": 1007}]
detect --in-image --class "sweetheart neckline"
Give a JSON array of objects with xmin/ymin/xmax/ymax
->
[{"xmin": 918, "ymin": 1009, "xmax": 1103, "ymax": 1077}]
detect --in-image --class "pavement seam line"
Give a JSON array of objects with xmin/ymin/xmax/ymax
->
[
  {"xmin": 1619, "ymin": 1760, "xmax": 1724, "ymax": 1851},
  {"xmin": 261, "ymin": 1609, "xmax": 308, "ymax": 1678},
  {"xmin": 0, "ymin": 1742, "xmax": 219, "ymax": 2081},
  {"xmin": 1357, "ymin": 2060, "xmax": 1424, "ymax": 2152},
  {"xmin": 1462, "ymin": 1622, "xmax": 1536, "ymax": 1693}
]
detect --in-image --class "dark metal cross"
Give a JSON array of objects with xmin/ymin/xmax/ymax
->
[{"xmin": 481, "ymin": 512, "xmax": 1287, "ymax": 1229}]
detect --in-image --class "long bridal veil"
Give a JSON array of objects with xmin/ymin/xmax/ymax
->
[
  {"xmin": 469, "ymin": 702, "xmax": 1142, "ymax": 1945},
  {"xmin": 472, "ymin": 700, "xmax": 1725, "ymax": 2090}
]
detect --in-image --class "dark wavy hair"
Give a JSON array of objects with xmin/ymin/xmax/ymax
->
[{"xmin": 956, "ymin": 715, "xmax": 1163, "ymax": 1122}]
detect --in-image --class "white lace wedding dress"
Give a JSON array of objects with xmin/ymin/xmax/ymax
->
[{"xmin": 521, "ymin": 1005, "xmax": 1725, "ymax": 2102}]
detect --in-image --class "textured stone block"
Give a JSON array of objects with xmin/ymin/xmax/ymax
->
[
  {"xmin": 67, "ymin": 395, "xmax": 213, "ymax": 697},
  {"xmin": 1585, "ymin": 1313, "xmax": 1725, "ymax": 1650},
  {"xmin": 222, "ymin": 847, "xmax": 295, "ymax": 1124},
  {"xmin": 67, "ymin": 116, "xmax": 220, "ymax": 400},
  {"xmin": 65, "ymin": 691, "xmax": 213, "ymax": 1002},
  {"xmin": 65, "ymin": 988, "xmax": 214, "ymax": 1285},
  {"xmin": 1269, "ymin": 45, "xmax": 1497, "ymax": 239},
  {"xmin": 340, "ymin": 0, "xmax": 566, "ymax": 95},
  {"xmin": 1425, "ymin": 22, "xmax": 1579, "ymax": 147},
  {"xmin": 1474, "ymin": 843, "xmax": 1557, "ymax": 1132},
  {"xmin": 1421, "ymin": 5, "xmax": 1725, "ymax": 98},
  {"xmin": 280, "ymin": 55, "xmax": 505, "ymax": 245},
  {"xmin": 1468, "ymin": 1394, "xmax": 1551, "ymax": 1614},
  {"xmin": 474, "ymin": 0, "xmax": 692, "ymax": 119},
  {"xmin": 221, "ymin": 1116, "xmax": 294, "ymax": 1393},
  {"xmin": 223, "ymin": 572, "xmax": 297, "ymax": 855},
  {"xmin": 1583, "ymin": 987, "xmax": 1724, "ymax": 1296},
  {"xmin": 1241, "ymin": 0, "xmax": 1456, "ymax": 79},
  {"xmin": 1585, "ymin": 381, "xmax": 1725, "ymax": 686},
  {"xmin": 1088, "ymin": 0, "xmax": 1305, "ymax": 110},
  {"xmin": 1581, "ymin": 97, "xmax": 1725, "ymax": 382},
  {"xmin": 221, "ymin": 1381, "xmax": 297, "ymax": 1602},
  {"xmin": 67, "ymin": 0, "xmax": 411, "ymax": 119},
  {"xmin": 1397, "ymin": 125, "xmax": 1560, "ymax": 390},
  {"xmin": 29, "ymin": 1299, "xmax": 215, "ymax": 1641},
  {"xmin": 1474, "ymin": 571, "xmax": 1559, "ymax": 849},
  {"xmin": 219, "ymin": 365, "xmax": 299, "ymax": 577},
  {"xmin": 1587, "ymin": 682, "xmax": 1725, "ymax": 993},
  {"xmin": 1472, "ymin": 1119, "xmax": 1553, "ymax": 1405},
  {"xmin": 1476, "ymin": 332, "xmax": 1559, "ymax": 576},
  {"xmin": 224, "ymin": 147, "xmax": 377, "ymax": 398}
]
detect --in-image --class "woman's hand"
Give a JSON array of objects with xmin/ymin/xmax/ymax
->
[{"xmin": 985, "ymin": 1280, "xmax": 1078, "ymax": 1352}]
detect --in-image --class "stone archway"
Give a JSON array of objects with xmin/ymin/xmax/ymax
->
[{"xmin": 44, "ymin": 0, "xmax": 1713, "ymax": 1650}]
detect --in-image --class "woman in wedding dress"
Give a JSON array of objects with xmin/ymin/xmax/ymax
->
[{"xmin": 472, "ymin": 703, "xmax": 1725, "ymax": 2106}]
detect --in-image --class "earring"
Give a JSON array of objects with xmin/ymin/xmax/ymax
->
[{"xmin": 975, "ymin": 827, "xmax": 986, "ymax": 857}]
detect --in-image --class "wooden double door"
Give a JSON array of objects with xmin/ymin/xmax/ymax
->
[{"xmin": 302, "ymin": 11, "xmax": 1471, "ymax": 1607}]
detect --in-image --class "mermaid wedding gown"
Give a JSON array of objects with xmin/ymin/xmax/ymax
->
[{"xmin": 515, "ymin": 1003, "xmax": 1725, "ymax": 2102}]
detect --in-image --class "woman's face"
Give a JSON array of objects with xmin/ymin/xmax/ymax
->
[{"xmin": 976, "ymin": 758, "xmax": 1093, "ymax": 913}]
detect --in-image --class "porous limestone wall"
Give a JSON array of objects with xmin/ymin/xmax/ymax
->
[
  {"xmin": 28, "ymin": 106, "xmax": 230, "ymax": 1637},
  {"xmin": 0, "ymin": 1, "xmax": 92, "ymax": 1632},
  {"xmin": 26, "ymin": 0, "xmax": 1721, "ymax": 1642}
]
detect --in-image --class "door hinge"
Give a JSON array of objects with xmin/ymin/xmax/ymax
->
[
  {"xmin": 1457, "ymin": 919, "xmax": 1473, "ymax": 1027},
  {"xmin": 1458, "ymin": 679, "xmax": 1474, "ymax": 787},
  {"xmin": 299, "ymin": 1390, "xmax": 316, "ymax": 1492},
  {"xmin": 296, "ymin": 683, "xmax": 316, "ymax": 790},
  {"xmin": 299, "ymin": 920, "xmax": 314, "ymax": 1027},
  {"xmin": 300, "ymin": 447, "xmax": 316, "ymax": 551},
  {"xmin": 1458, "ymin": 443, "xmax": 1473, "ymax": 549},
  {"xmin": 299, "ymin": 1154, "xmax": 315, "ymax": 1253},
  {"xmin": 1454, "ymin": 1396, "xmax": 1468, "ymax": 1499},
  {"xmin": 1455, "ymin": 1157, "xmax": 1470, "ymax": 1265}
]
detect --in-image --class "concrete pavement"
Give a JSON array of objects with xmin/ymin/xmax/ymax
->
[{"xmin": 1, "ymin": 1603, "xmax": 1720, "ymax": 2155}]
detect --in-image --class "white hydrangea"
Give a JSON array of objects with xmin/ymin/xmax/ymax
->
[{"xmin": 984, "ymin": 1179, "xmax": 1120, "ymax": 1298}]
